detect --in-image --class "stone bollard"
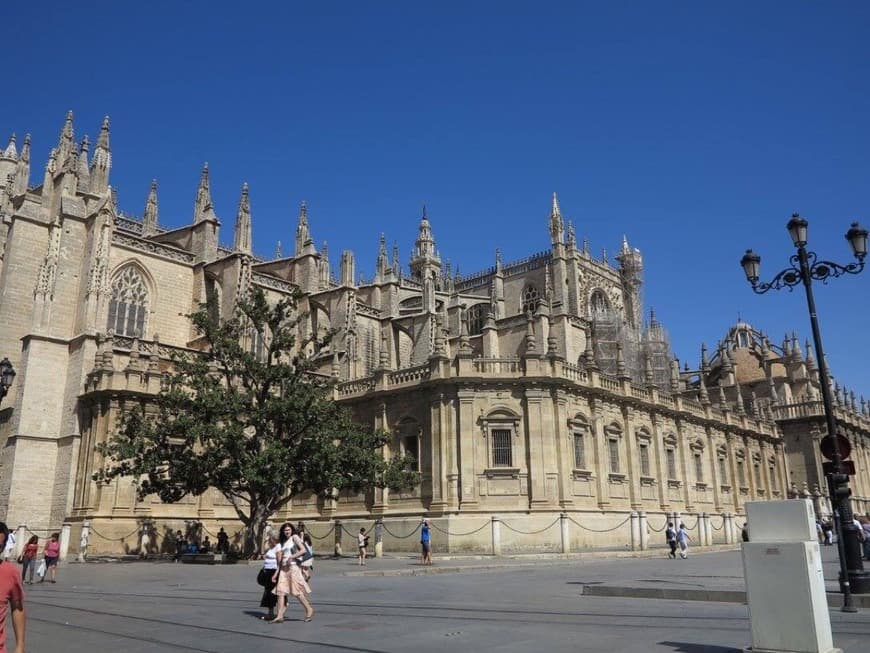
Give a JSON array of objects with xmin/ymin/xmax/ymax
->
[
  {"xmin": 59, "ymin": 523, "xmax": 71, "ymax": 562},
  {"xmin": 374, "ymin": 519, "xmax": 384, "ymax": 558},
  {"xmin": 334, "ymin": 520, "xmax": 342, "ymax": 557},
  {"xmin": 491, "ymin": 516, "xmax": 501, "ymax": 556},
  {"xmin": 560, "ymin": 513, "xmax": 570, "ymax": 554},
  {"xmin": 723, "ymin": 513, "xmax": 733, "ymax": 544},
  {"xmin": 630, "ymin": 511, "xmax": 640, "ymax": 551},
  {"xmin": 14, "ymin": 525, "xmax": 26, "ymax": 560},
  {"xmin": 639, "ymin": 512, "xmax": 649, "ymax": 550},
  {"xmin": 79, "ymin": 521, "xmax": 91, "ymax": 562},
  {"xmin": 697, "ymin": 513, "xmax": 706, "ymax": 547}
]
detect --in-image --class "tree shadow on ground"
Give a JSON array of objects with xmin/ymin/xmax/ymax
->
[{"xmin": 659, "ymin": 642, "xmax": 743, "ymax": 653}]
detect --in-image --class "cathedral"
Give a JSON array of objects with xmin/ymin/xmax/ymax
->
[{"xmin": 0, "ymin": 113, "xmax": 868, "ymax": 556}]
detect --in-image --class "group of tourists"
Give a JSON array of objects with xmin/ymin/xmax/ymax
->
[
  {"xmin": 257, "ymin": 522, "xmax": 315, "ymax": 623},
  {"xmin": 665, "ymin": 522, "xmax": 692, "ymax": 559},
  {"xmin": 173, "ymin": 527, "xmax": 232, "ymax": 561},
  {"xmin": 2, "ymin": 530, "xmax": 61, "ymax": 585}
]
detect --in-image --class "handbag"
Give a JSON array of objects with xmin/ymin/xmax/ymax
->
[
  {"xmin": 36, "ymin": 559, "xmax": 46, "ymax": 578},
  {"xmin": 297, "ymin": 544, "xmax": 313, "ymax": 564}
]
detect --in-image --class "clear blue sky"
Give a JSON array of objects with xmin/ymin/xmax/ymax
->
[{"xmin": 4, "ymin": 2, "xmax": 870, "ymax": 398}]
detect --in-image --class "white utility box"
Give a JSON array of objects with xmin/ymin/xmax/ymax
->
[{"xmin": 742, "ymin": 500, "xmax": 840, "ymax": 653}]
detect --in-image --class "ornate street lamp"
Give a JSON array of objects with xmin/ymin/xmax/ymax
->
[
  {"xmin": 741, "ymin": 214, "xmax": 868, "ymax": 612},
  {"xmin": 0, "ymin": 358, "xmax": 15, "ymax": 404}
]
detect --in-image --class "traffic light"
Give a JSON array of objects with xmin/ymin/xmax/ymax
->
[{"xmin": 829, "ymin": 473, "xmax": 852, "ymax": 502}]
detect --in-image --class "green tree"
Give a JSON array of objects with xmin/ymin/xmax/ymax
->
[{"xmin": 95, "ymin": 287, "xmax": 418, "ymax": 557}]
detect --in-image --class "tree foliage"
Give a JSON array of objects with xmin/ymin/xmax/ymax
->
[{"xmin": 95, "ymin": 287, "xmax": 418, "ymax": 557}]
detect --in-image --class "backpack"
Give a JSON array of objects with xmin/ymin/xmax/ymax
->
[{"xmin": 666, "ymin": 527, "xmax": 676, "ymax": 543}]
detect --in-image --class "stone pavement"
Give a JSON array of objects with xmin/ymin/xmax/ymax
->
[{"xmin": 15, "ymin": 546, "xmax": 870, "ymax": 652}]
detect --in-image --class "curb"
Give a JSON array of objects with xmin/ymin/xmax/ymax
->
[{"xmin": 580, "ymin": 584, "xmax": 870, "ymax": 609}]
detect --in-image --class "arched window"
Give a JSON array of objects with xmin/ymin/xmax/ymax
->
[
  {"xmin": 521, "ymin": 285, "xmax": 540, "ymax": 315},
  {"xmin": 107, "ymin": 266, "xmax": 149, "ymax": 337},
  {"xmin": 467, "ymin": 303, "xmax": 487, "ymax": 336},
  {"xmin": 590, "ymin": 289, "xmax": 609, "ymax": 315}
]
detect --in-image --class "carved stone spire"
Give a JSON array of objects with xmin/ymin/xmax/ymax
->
[
  {"xmin": 12, "ymin": 134, "xmax": 30, "ymax": 196},
  {"xmin": 142, "ymin": 179, "xmax": 159, "ymax": 237},
  {"xmin": 392, "ymin": 241, "xmax": 400, "ymax": 275},
  {"xmin": 718, "ymin": 384, "xmax": 728, "ymax": 409},
  {"xmin": 585, "ymin": 328, "xmax": 599, "ymax": 371},
  {"xmin": 90, "ymin": 116, "xmax": 111, "ymax": 195},
  {"xmin": 376, "ymin": 233, "xmax": 388, "ymax": 280},
  {"xmin": 670, "ymin": 357, "xmax": 681, "ymax": 392},
  {"xmin": 233, "ymin": 182, "xmax": 252, "ymax": 254},
  {"xmin": 56, "ymin": 110, "xmax": 75, "ymax": 168},
  {"xmin": 524, "ymin": 311, "xmax": 537, "ymax": 354},
  {"xmin": 549, "ymin": 192, "xmax": 564, "ymax": 245},
  {"xmin": 76, "ymin": 135, "xmax": 90, "ymax": 193},
  {"xmin": 616, "ymin": 342, "xmax": 629, "ymax": 380},
  {"xmin": 275, "ymin": 240, "xmax": 283, "ymax": 259},
  {"xmin": 193, "ymin": 163, "xmax": 217, "ymax": 223},
  {"xmin": 295, "ymin": 200, "xmax": 313, "ymax": 256},
  {"xmin": 698, "ymin": 376, "xmax": 710, "ymax": 404},
  {"xmin": 410, "ymin": 204, "xmax": 441, "ymax": 281},
  {"xmin": 567, "ymin": 221, "xmax": 577, "ymax": 249}
]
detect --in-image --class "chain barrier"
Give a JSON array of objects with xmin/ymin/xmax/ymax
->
[
  {"xmin": 23, "ymin": 527, "xmax": 53, "ymax": 537},
  {"xmin": 381, "ymin": 522, "xmax": 421, "ymax": 539},
  {"xmin": 500, "ymin": 516, "xmax": 560, "ymax": 535},
  {"xmin": 646, "ymin": 518, "xmax": 669, "ymax": 533},
  {"xmin": 567, "ymin": 514, "xmax": 631, "ymax": 533},
  {"xmin": 340, "ymin": 522, "xmax": 377, "ymax": 540},
  {"xmin": 87, "ymin": 524, "xmax": 140, "ymax": 542},
  {"xmin": 429, "ymin": 521, "xmax": 490, "ymax": 537},
  {"xmin": 680, "ymin": 517, "xmax": 698, "ymax": 530},
  {"xmin": 306, "ymin": 524, "xmax": 335, "ymax": 540},
  {"xmin": 709, "ymin": 518, "xmax": 725, "ymax": 531}
]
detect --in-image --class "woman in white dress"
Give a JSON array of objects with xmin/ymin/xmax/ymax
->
[{"xmin": 269, "ymin": 523, "xmax": 314, "ymax": 623}]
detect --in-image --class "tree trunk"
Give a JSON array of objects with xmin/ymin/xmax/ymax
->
[{"xmin": 242, "ymin": 504, "xmax": 272, "ymax": 558}]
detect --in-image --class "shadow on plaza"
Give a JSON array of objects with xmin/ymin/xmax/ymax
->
[{"xmin": 659, "ymin": 643, "xmax": 742, "ymax": 653}]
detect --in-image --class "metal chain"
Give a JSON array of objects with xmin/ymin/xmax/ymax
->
[
  {"xmin": 500, "ymin": 517, "xmax": 560, "ymax": 535},
  {"xmin": 87, "ymin": 524, "xmax": 140, "ymax": 542},
  {"xmin": 567, "ymin": 514, "xmax": 631, "ymax": 533},
  {"xmin": 646, "ymin": 518, "xmax": 668, "ymax": 533},
  {"xmin": 430, "ymin": 521, "xmax": 490, "ymax": 537},
  {"xmin": 680, "ymin": 517, "xmax": 698, "ymax": 530},
  {"xmin": 381, "ymin": 523, "xmax": 421, "ymax": 539},
  {"xmin": 307, "ymin": 524, "xmax": 335, "ymax": 540},
  {"xmin": 709, "ymin": 518, "xmax": 725, "ymax": 531}
]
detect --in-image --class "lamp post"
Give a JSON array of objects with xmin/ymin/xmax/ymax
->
[
  {"xmin": 740, "ymin": 214, "xmax": 869, "ymax": 612},
  {"xmin": 0, "ymin": 357, "xmax": 15, "ymax": 405}
]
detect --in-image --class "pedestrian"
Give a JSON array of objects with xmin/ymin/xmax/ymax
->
[
  {"xmin": 200, "ymin": 537, "xmax": 211, "ymax": 554},
  {"xmin": 741, "ymin": 524, "xmax": 749, "ymax": 542},
  {"xmin": 257, "ymin": 534, "xmax": 281, "ymax": 621},
  {"xmin": 174, "ymin": 530, "xmax": 186, "ymax": 561},
  {"xmin": 300, "ymin": 533, "xmax": 314, "ymax": 583},
  {"xmin": 860, "ymin": 517, "xmax": 870, "ymax": 561},
  {"xmin": 358, "ymin": 528, "xmax": 368, "ymax": 566},
  {"xmin": 665, "ymin": 522, "xmax": 677, "ymax": 559},
  {"xmin": 676, "ymin": 523, "xmax": 691, "ymax": 559},
  {"xmin": 268, "ymin": 523, "xmax": 314, "ymax": 623},
  {"xmin": 41, "ymin": 532, "xmax": 61, "ymax": 583},
  {"xmin": 0, "ymin": 522, "xmax": 25, "ymax": 653},
  {"xmin": 421, "ymin": 518, "xmax": 432, "ymax": 565},
  {"xmin": 2, "ymin": 530, "xmax": 14, "ymax": 562},
  {"xmin": 18, "ymin": 536, "xmax": 38, "ymax": 585},
  {"xmin": 815, "ymin": 519, "xmax": 824, "ymax": 544},
  {"xmin": 823, "ymin": 521, "xmax": 833, "ymax": 546},
  {"xmin": 216, "ymin": 527, "xmax": 229, "ymax": 554}
]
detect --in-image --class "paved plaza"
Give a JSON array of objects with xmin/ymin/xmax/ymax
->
[{"xmin": 16, "ymin": 546, "xmax": 870, "ymax": 652}]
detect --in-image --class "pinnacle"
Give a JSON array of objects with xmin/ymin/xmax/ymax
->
[{"xmin": 551, "ymin": 192, "xmax": 561, "ymax": 216}]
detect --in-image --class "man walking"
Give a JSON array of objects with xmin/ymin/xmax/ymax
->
[
  {"xmin": 0, "ymin": 522, "xmax": 25, "ymax": 653},
  {"xmin": 665, "ymin": 522, "xmax": 678, "ymax": 559},
  {"xmin": 420, "ymin": 519, "xmax": 432, "ymax": 565},
  {"xmin": 676, "ymin": 523, "xmax": 692, "ymax": 559}
]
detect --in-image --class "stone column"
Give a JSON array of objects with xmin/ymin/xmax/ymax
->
[
  {"xmin": 650, "ymin": 413, "xmax": 669, "ymax": 511},
  {"xmin": 59, "ymin": 523, "xmax": 71, "ymax": 561},
  {"xmin": 590, "ymin": 399, "xmax": 609, "ymax": 510},
  {"xmin": 622, "ymin": 406, "xmax": 641, "ymax": 510},
  {"xmin": 79, "ymin": 521, "xmax": 91, "ymax": 562},
  {"xmin": 723, "ymin": 513, "xmax": 733, "ymax": 544},
  {"xmin": 553, "ymin": 392, "xmax": 573, "ymax": 510},
  {"xmin": 630, "ymin": 511, "xmax": 640, "ymax": 551},
  {"xmin": 525, "ymin": 388, "xmax": 554, "ymax": 507},
  {"xmin": 334, "ymin": 520, "xmax": 343, "ymax": 557},
  {"xmin": 13, "ymin": 525, "xmax": 26, "ymax": 559},
  {"xmin": 457, "ymin": 390, "xmax": 478, "ymax": 507},
  {"xmin": 491, "ymin": 516, "xmax": 501, "ymax": 556},
  {"xmin": 374, "ymin": 519, "xmax": 384, "ymax": 558},
  {"xmin": 429, "ymin": 393, "xmax": 449, "ymax": 513},
  {"xmin": 560, "ymin": 513, "xmax": 570, "ymax": 554},
  {"xmin": 639, "ymin": 512, "xmax": 649, "ymax": 550}
]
